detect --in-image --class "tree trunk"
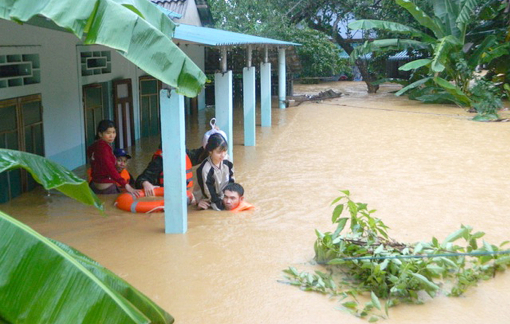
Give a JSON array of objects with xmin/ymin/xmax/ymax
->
[
  {"xmin": 355, "ymin": 59, "xmax": 379, "ymax": 93},
  {"xmin": 331, "ymin": 30, "xmax": 379, "ymax": 93}
]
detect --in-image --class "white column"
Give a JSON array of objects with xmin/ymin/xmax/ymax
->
[
  {"xmin": 160, "ymin": 89, "xmax": 187, "ymax": 234},
  {"xmin": 243, "ymin": 66, "xmax": 256, "ymax": 146},
  {"xmin": 214, "ymin": 71, "xmax": 233, "ymax": 160},
  {"xmin": 260, "ymin": 62, "xmax": 271, "ymax": 127},
  {"xmin": 278, "ymin": 47, "xmax": 287, "ymax": 109}
]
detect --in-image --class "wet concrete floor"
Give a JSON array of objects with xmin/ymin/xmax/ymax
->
[{"xmin": 2, "ymin": 81, "xmax": 510, "ymax": 323}]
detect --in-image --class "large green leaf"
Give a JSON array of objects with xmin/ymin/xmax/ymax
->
[
  {"xmin": 0, "ymin": 0, "xmax": 206, "ymax": 97},
  {"xmin": 0, "ymin": 210, "xmax": 173, "ymax": 324},
  {"xmin": 395, "ymin": 76, "xmax": 433, "ymax": 96},
  {"xmin": 433, "ymin": 76, "xmax": 473, "ymax": 106},
  {"xmin": 0, "ymin": 149, "xmax": 103, "ymax": 211},
  {"xmin": 396, "ymin": 0, "xmax": 444, "ymax": 38},
  {"xmin": 467, "ymin": 35, "xmax": 496, "ymax": 68},
  {"xmin": 350, "ymin": 39, "xmax": 430, "ymax": 62},
  {"xmin": 399, "ymin": 58, "xmax": 432, "ymax": 71},
  {"xmin": 430, "ymin": 35, "xmax": 460, "ymax": 72},
  {"xmin": 348, "ymin": 19, "xmax": 436, "ymax": 43}
]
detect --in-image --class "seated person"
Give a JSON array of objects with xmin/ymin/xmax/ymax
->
[
  {"xmin": 135, "ymin": 145, "xmax": 204, "ymax": 204},
  {"xmin": 198, "ymin": 182, "xmax": 254, "ymax": 212},
  {"xmin": 113, "ymin": 148, "xmax": 135, "ymax": 189},
  {"xmin": 87, "ymin": 148, "xmax": 135, "ymax": 189}
]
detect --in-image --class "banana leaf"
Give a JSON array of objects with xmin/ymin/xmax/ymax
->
[
  {"xmin": 0, "ymin": 149, "xmax": 103, "ymax": 211},
  {"xmin": 397, "ymin": 0, "xmax": 444, "ymax": 39},
  {"xmin": 433, "ymin": 76, "xmax": 472, "ymax": 106},
  {"xmin": 350, "ymin": 39, "xmax": 430, "ymax": 62},
  {"xmin": 0, "ymin": 210, "xmax": 173, "ymax": 324},
  {"xmin": 0, "ymin": 0, "xmax": 206, "ymax": 97},
  {"xmin": 348, "ymin": 20, "xmax": 436, "ymax": 44},
  {"xmin": 399, "ymin": 58, "xmax": 432, "ymax": 71},
  {"xmin": 395, "ymin": 76, "xmax": 433, "ymax": 96}
]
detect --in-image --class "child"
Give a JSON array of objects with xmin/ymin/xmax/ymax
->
[
  {"xmin": 113, "ymin": 148, "xmax": 136, "ymax": 189},
  {"xmin": 197, "ymin": 133, "xmax": 234, "ymax": 211},
  {"xmin": 86, "ymin": 120, "xmax": 139, "ymax": 196}
]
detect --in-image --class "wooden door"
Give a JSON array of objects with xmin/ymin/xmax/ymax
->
[
  {"xmin": 0, "ymin": 94, "xmax": 44, "ymax": 203},
  {"xmin": 139, "ymin": 76, "xmax": 161, "ymax": 138},
  {"xmin": 83, "ymin": 84, "xmax": 104, "ymax": 151},
  {"xmin": 113, "ymin": 79, "xmax": 134, "ymax": 149}
]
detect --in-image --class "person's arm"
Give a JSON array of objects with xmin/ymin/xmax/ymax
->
[
  {"xmin": 224, "ymin": 159, "xmax": 235, "ymax": 183},
  {"xmin": 203, "ymin": 167, "xmax": 225, "ymax": 210},
  {"xmin": 135, "ymin": 157, "xmax": 162, "ymax": 189},
  {"xmin": 186, "ymin": 146, "xmax": 205, "ymax": 166}
]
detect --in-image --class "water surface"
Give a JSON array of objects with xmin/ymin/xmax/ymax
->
[{"xmin": 3, "ymin": 82, "xmax": 510, "ymax": 324}]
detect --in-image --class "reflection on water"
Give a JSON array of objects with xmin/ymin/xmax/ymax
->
[{"xmin": 3, "ymin": 82, "xmax": 510, "ymax": 323}]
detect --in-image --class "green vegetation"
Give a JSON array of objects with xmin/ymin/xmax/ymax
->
[
  {"xmin": 349, "ymin": 0, "xmax": 510, "ymax": 120},
  {"xmin": 0, "ymin": 149, "xmax": 173, "ymax": 323},
  {"xmin": 282, "ymin": 190, "xmax": 510, "ymax": 321}
]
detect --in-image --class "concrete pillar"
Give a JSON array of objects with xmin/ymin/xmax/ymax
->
[
  {"xmin": 243, "ymin": 66, "xmax": 256, "ymax": 146},
  {"xmin": 160, "ymin": 88, "xmax": 187, "ymax": 234},
  {"xmin": 260, "ymin": 62, "xmax": 271, "ymax": 127},
  {"xmin": 214, "ymin": 71, "xmax": 233, "ymax": 160},
  {"xmin": 278, "ymin": 47, "xmax": 287, "ymax": 109}
]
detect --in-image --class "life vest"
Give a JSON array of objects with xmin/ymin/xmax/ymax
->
[
  {"xmin": 229, "ymin": 200, "xmax": 255, "ymax": 212},
  {"xmin": 153, "ymin": 149, "xmax": 193, "ymax": 200},
  {"xmin": 87, "ymin": 168, "xmax": 130, "ymax": 186},
  {"xmin": 119, "ymin": 169, "xmax": 131, "ymax": 184}
]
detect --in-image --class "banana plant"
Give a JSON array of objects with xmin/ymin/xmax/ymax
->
[
  {"xmin": 0, "ymin": 0, "xmax": 207, "ymax": 97},
  {"xmin": 0, "ymin": 149, "xmax": 173, "ymax": 323},
  {"xmin": 348, "ymin": 0, "xmax": 509, "ymax": 118}
]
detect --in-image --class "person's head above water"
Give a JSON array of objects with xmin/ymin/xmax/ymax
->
[
  {"xmin": 205, "ymin": 133, "xmax": 228, "ymax": 166},
  {"xmin": 95, "ymin": 119, "xmax": 116, "ymax": 142},
  {"xmin": 222, "ymin": 183, "xmax": 244, "ymax": 210}
]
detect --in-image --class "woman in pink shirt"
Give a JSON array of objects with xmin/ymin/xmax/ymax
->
[{"xmin": 87, "ymin": 120, "xmax": 139, "ymax": 196}]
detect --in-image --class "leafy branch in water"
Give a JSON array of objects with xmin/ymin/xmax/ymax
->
[{"xmin": 282, "ymin": 190, "xmax": 510, "ymax": 321}]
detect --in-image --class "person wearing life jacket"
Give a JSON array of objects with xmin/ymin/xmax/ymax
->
[
  {"xmin": 198, "ymin": 182, "xmax": 254, "ymax": 212},
  {"xmin": 135, "ymin": 144, "xmax": 205, "ymax": 204},
  {"xmin": 113, "ymin": 148, "xmax": 135, "ymax": 189},
  {"xmin": 87, "ymin": 147, "xmax": 135, "ymax": 190}
]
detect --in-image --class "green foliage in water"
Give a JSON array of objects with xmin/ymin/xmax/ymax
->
[{"xmin": 282, "ymin": 190, "xmax": 510, "ymax": 321}]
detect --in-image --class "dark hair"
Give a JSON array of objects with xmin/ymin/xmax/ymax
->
[
  {"xmin": 205, "ymin": 133, "xmax": 228, "ymax": 153},
  {"xmin": 223, "ymin": 182, "xmax": 244, "ymax": 197},
  {"xmin": 95, "ymin": 120, "xmax": 116, "ymax": 140}
]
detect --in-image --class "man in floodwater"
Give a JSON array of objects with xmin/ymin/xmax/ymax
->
[{"xmin": 198, "ymin": 182, "xmax": 254, "ymax": 212}]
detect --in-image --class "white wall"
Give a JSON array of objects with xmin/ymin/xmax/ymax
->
[
  {"xmin": 178, "ymin": 43, "xmax": 206, "ymax": 109},
  {"xmin": 0, "ymin": 19, "xmax": 141, "ymax": 170}
]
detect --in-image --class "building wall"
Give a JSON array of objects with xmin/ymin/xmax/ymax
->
[
  {"xmin": 0, "ymin": 19, "xmax": 141, "ymax": 170},
  {"xmin": 178, "ymin": 44, "xmax": 206, "ymax": 109}
]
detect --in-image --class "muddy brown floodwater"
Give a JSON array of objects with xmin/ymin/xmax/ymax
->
[{"xmin": 3, "ymin": 82, "xmax": 510, "ymax": 324}]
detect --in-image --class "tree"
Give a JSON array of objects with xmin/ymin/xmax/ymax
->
[
  {"xmin": 348, "ymin": 0, "xmax": 510, "ymax": 120},
  {"xmin": 284, "ymin": 0, "xmax": 425, "ymax": 93},
  {"xmin": 207, "ymin": 0, "xmax": 343, "ymax": 80}
]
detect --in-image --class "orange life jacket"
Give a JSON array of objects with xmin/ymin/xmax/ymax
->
[
  {"xmin": 229, "ymin": 200, "xmax": 255, "ymax": 212},
  {"xmin": 152, "ymin": 149, "xmax": 194, "ymax": 198},
  {"xmin": 87, "ymin": 168, "xmax": 130, "ymax": 186}
]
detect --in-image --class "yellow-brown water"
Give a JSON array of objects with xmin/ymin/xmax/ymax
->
[{"xmin": 3, "ymin": 82, "xmax": 510, "ymax": 323}]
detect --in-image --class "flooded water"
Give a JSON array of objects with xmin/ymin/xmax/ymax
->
[{"xmin": 3, "ymin": 81, "xmax": 510, "ymax": 323}]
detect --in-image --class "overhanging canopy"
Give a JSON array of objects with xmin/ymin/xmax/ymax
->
[{"xmin": 174, "ymin": 23, "xmax": 300, "ymax": 47}]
